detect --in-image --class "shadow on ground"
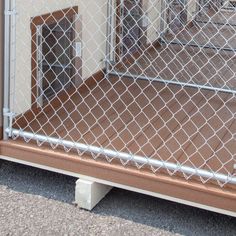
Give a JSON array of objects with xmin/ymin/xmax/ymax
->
[
  {"xmin": 0, "ymin": 160, "xmax": 235, "ymax": 236},
  {"xmin": 0, "ymin": 160, "xmax": 76, "ymax": 203}
]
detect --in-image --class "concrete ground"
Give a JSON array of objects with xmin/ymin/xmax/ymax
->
[{"xmin": 0, "ymin": 160, "xmax": 235, "ymax": 236}]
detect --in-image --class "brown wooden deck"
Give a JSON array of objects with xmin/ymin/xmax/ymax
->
[{"xmin": 13, "ymin": 75, "xmax": 236, "ymax": 185}]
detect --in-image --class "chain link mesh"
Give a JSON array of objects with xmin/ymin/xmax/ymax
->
[{"xmin": 5, "ymin": 0, "xmax": 236, "ymax": 187}]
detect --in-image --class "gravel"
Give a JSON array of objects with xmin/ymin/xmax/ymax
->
[{"xmin": 0, "ymin": 160, "xmax": 235, "ymax": 236}]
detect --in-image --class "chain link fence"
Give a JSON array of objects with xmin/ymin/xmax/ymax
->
[{"xmin": 3, "ymin": 0, "xmax": 236, "ymax": 187}]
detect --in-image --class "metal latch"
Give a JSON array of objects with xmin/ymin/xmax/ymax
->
[{"xmin": 3, "ymin": 108, "xmax": 15, "ymax": 118}]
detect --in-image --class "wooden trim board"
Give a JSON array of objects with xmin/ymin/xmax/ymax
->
[
  {"xmin": 0, "ymin": 126, "xmax": 2, "ymax": 140},
  {"xmin": 0, "ymin": 140, "xmax": 235, "ymax": 215},
  {"xmin": 0, "ymin": 153, "xmax": 235, "ymax": 217}
]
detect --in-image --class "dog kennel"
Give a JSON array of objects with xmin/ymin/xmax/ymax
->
[{"xmin": 0, "ymin": 0, "xmax": 236, "ymax": 215}]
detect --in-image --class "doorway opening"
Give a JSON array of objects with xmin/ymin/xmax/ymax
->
[
  {"xmin": 118, "ymin": 0, "xmax": 144, "ymax": 57},
  {"xmin": 39, "ymin": 18, "xmax": 74, "ymax": 103},
  {"xmin": 31, "ymin": 7, "xmax": 79, "ymax": 107}
]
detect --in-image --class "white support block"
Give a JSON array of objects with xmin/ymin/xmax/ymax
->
[{"xmin": 75, "ymin": 179, "xmax": 112, "ymax": 210}]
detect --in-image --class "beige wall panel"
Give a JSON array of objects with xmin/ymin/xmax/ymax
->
[
  {"xmin": 146, "ymin": 0, "xmax": 165, "ymax": 44},
  {"xmin": 187, "ymin": 0, "xmax": 197, "ymax": 22},
  {"xmin": 13, "ymin": 0, "xmax": 107, "ymax": 114}
]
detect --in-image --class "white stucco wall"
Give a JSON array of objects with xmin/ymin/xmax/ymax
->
[
  {"xmin": 146, "ymin": 0, "xmax": 165, "ymax": 44},
  {"xmin": 13, "ymin": 0, "xmax": 107, "ymax": 114},
  {"xmin": 145, "ymin": 0, "xmax": 198, "ymax": 42},
  {"xmin": 187, "ymin": 0, "xmax": 198, "ymax": 22}
]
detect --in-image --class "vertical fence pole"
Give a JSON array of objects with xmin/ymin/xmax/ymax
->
[
  {"xmin": 3, "ymin": 0, "xmax": 11, "ymax": 140},
  {"xmin": 105, "ymin": 0, "xmax": 113, "ymax": 74},
  {"xmin": 10, "ymin": 0, "xmax": 16, "ymax": 114}
]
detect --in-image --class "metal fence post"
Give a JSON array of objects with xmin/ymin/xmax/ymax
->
[
  {"xmin": 3, "ymin": 0, "xmax": 16, "ymax": 139},
  {"xmin": 3, "ymin": 0, "xmax": 11, "ymax": 140},
  {"xmin": 105, "ymin": 0, "xmax": 113, "ymax": 74}
]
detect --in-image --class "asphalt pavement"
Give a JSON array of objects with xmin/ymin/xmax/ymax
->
[{"xmin": 0, "ymin": 160, "xmax": 235, "ymax": 236}]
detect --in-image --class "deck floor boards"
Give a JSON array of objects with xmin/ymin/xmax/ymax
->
[{"xmin": 13, "ymin": 76, "xmax": 236, "ymax": 183}]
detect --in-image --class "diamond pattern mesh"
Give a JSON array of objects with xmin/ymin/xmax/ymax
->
[{"xmin": 4, "ymin": 0, "xmax": 236, "ymax": 186}]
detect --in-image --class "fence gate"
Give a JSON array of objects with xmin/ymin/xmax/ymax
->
[{"xmin": 3, "ymin": 0, "xmax": 236, "ymax": 187}]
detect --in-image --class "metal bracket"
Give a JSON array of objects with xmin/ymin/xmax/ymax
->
[
  {"xmin": 4, "ymin": 10, "xmax": 17, "ymax": 16},
  {"xmin": 3, "ymin": 108, "xmax": 15, "ymax": 137},
  {"xmin": 103, "ymin": 58, "xmax": 116, "ymax": 65},
  {"xmin": 3, "ymin": 108, "xmax": 15, "ymax": 117}
]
